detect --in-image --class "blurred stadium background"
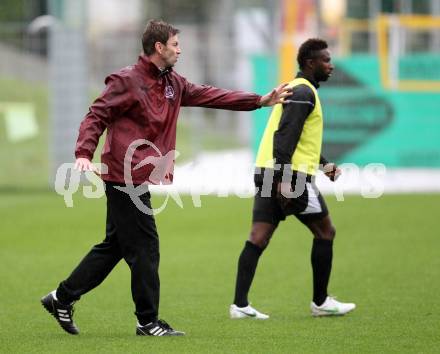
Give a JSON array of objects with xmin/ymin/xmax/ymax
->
[{"xmin": 1, "ymin": 0, "xmax": 440, "ymax": 192}]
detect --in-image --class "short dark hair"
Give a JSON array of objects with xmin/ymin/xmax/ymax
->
[
  {"xmin": 297, "ymin": 38, "xmax": 328, "ymax": 69},
  {"xmin": 142, "ymin": 20, "xmax": 180, "ymax": 56}
]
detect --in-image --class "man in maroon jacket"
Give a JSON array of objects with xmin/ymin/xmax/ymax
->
[{"xmin": 41, "ymin": 20, "xmax": 291, "ymax": 337}]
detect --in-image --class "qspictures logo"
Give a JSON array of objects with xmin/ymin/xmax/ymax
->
[
  {"xmin": 114, "ymin": 139, "xmax": 183, "ymax": 215},
  {"xmin": 54, "ymin": 140, "xmax": 387, "ymax": 215}
]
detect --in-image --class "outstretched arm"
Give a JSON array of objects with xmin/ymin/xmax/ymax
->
[{"xmin": 181, "ymin": 79, "xmax": 292, "ymax": 110}]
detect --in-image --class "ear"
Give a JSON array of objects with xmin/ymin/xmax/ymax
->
[
  {"xmin": 154, "ymin": 42, "xmax": 163, "ymax": 54},
  {"xmin": 305, "ymin": 58, "xmax": 314, "ymax": 69}
]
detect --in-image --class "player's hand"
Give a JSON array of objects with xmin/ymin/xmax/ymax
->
[
  {"xmin": 323, "ymin": 163, "xmax": 341, "ymax": 182},
  {"xmin": 74, "ymin": 157, "xmax": 101, "ymax": 176},
  {"xmin": 259, "ymin": 83, "xmax": 293, "ymax": 107}
]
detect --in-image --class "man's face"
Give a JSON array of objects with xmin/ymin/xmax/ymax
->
[
  {"xmin": 311, "ymin": 49, "xmax": 334, "ymax": 82},
  {"xmin": 158, "ymin": 34, "xmax": 181, "ymax": 68}
]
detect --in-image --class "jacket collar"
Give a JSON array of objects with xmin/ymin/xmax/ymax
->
[
  {"xmin": 296, "ymin": 72, "xmax": 319, "ymax": 89},
  {"xmin": 138, "ymin": 55, "xmax": 173, "ymax": 78}
]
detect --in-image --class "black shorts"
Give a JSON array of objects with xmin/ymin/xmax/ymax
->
[{"xmin": 252, "ymin": 173, "xmax": 329, "ymax": 226}]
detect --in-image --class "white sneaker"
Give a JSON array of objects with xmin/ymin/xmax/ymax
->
[
  {"xmin": 311, "ymin": 296, "xmax": 356, "ymax": 317},
  {"xmin": 230, "ymin": 304, "xmax": 269, "ymax": 319}
]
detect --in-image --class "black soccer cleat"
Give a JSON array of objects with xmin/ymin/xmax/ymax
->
[
  {"xmin": 136, "ymin": 319, "xmax": 185, "ymax": 336},
  {"xmin": 41, "ymin": 291, "xmax": 79, "ymax": 335}
]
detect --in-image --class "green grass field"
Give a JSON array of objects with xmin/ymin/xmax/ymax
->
[{"xmin": 1, "ymin": 192, "xmax": 439, "ymax": 353}]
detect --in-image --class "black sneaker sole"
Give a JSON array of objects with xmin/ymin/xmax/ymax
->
[
  {"xmin": 41, "ymin": 295, "xmax": 79, "ymax": 335},
  {"xmin": 136, "ymin": 328, "xmax": 185, "ymax": 336}
]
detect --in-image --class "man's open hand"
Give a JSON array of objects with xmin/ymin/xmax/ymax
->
[
  {"xmin": 258, "ymin": 83, "xmax": 293, "ymax": 107},
  {"xmin": 74, "ymin": 157, "xmax": 101, "ymax": 176}
]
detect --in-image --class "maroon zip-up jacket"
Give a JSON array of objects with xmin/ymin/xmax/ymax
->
[{"xmin": 75, "ymin": 55, "xmax": 262, "ymax": 185}]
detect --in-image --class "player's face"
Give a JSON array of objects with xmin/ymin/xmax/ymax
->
[
  {"xmin": 159, "ymin": 34, "xmax": 181, "ymax": 68},
  {"xmin": 312, "ymin": 49, "xmax": 334, "ymax": 82}
]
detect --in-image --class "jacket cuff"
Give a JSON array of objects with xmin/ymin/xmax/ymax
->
[
  {"xmin": 75, "ymin": 151, "xmax": 93, "ymax": 160},
  {"xmin": 255, "ymin": 95, "xmax": 263, "ymax": 108}
]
